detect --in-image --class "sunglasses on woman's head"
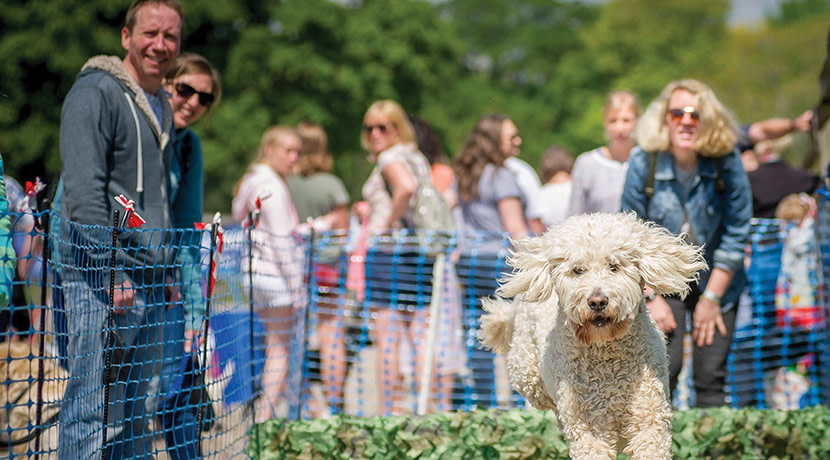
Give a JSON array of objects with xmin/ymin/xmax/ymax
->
[
  {"xmin": 363, "ymin": 123, "xmax": 391, "ymax": 134},
  {"xmin": 667, "ymin": 106, "xmax": 700, "ymax": 123},
  {"xmin": 174, "ymin": 82, "xmax": 215, "ymax": 106}
]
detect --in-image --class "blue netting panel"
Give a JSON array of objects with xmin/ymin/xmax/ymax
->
[
  {"xmin": 12, "ymin": 206, "xmax": 830, "ymax": 458},
  {"xmin": 726, "ymin": 203, "xmax": 827, "ymax": 409},
  {"xmin": 298, "ymin": 229, "xmax": 524, "ymax": 418}
]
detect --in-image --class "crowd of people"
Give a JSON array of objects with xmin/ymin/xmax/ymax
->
[{"xmin": 0, "ymin": 0, "xmax": 826, "ymax": 456}]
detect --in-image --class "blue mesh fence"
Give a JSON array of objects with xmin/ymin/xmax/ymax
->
[
  {"xmin": 726, "ymin": 192, "xmax": 828, "ymax": 409},
  {"xmin": 1, "ymin": 205, "xmax": 829, "ymax": 458}
]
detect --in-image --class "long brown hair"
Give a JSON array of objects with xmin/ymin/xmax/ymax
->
[
  {"xmin": 453, "ymin": 114, "xmax": 509, "ymax": 203},
  {"xmin": 296, "ymin": 122, "xmax": 333, "ymax": 175}
]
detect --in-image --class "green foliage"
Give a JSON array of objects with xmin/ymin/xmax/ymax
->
[
  {"xmin": 769, "ymin": 0, "xmax": 830, "ymax": 27},
  {"xmin": 0, "ymin": 0, "xmax": 825, "ymax": 214},
  {"xmin": 200, "ymin": 0, "xmax": 465, "ymax": 209},
  {"xmin": 248, "ymin": 408, "xmax": 569, "ymax": 459},
  {"xmin": 0, "ymin": 0, "xmax": 126, "ymax": 180},
  {"xmin": 249, "ymin": 407, "xmax": 830, "ymax": 460}
]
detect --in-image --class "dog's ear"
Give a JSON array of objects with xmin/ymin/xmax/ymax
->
[
  {"xmin": 497, "ymin": 235, "xmax": 560, "ymax": 303},
  {"xmin": 637, "ymin": 222, "xmax": 708, "ymax": 298}
]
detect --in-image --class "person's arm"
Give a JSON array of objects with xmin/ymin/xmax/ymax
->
[
  {"xmin": 528, "ymin": 218, "xmax": 545, "ymax": 235},
  {"xmin": 747, "ymin": 109, "xmax": 813, "ymax": 143},
  {"xmin": 0, "ymin": 163, "xmax": 15, "ymax": 308},
  {"xmin": 498, "ymin": 197, "xmax": 529, "ymax": 239},
  {"xmin": 172, "ymin": 132, "xmax": 206, "ymax": 334},
  {"xmin": 381, "ymin": 160, "xmax": 417, "ymax": 229},
  {"xmin": 60, "ymin": 86, "xmax": 114, "ymax": 226},
  {"xmin": 693, "ymin": 267, "xmax": 732, "ymax": 347},
  {"xmin": 694, "ymin": 151, "xmax": 752, "ymax": 346}
]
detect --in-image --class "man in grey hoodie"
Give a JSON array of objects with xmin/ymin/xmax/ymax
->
[{"xmin": 57, "ymin": 1, "xmax": 183, "ymax": 458}]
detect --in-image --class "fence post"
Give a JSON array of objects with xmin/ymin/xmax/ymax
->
[
  {"xmin": 196, "ymin": 219, "xmax": 219, "ymax": 458},
  {"xmin": 296, "ymin": 225, "xmax": 315, "ymax": 420},
  {"xmin": 101, "ymin": 209, "xmax": 120, "ymax": 460},
  {"xmin": 247, "ymin": 212, "xmax": 260, "ymax": 456},
  {"xmin": 33, "ymin": 205, "xmax": 50, "ymax": 459},
  {"xmin": 417, "ymin": 250, "xmax": 445, "ymax": 415}
]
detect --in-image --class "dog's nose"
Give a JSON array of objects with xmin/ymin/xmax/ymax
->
[{"xmin": 588, "ymin": 295, "xmax": 608, "ymax": 312}]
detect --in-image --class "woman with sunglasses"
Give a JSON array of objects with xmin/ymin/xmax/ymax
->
[
  {"xmin": 621, "ymin": 79, "xmax": 752, "ymax": 408},
  {"xmin": 358, "ymin": 100, "xmax": 436, "ymax": 415},
  {"xmin": 569, "ymin": 90, "xmax": 640, "ymax": 216},
  {"xmin": 158, "ymin": 52, "xmax": 221, "ymax": 460}
]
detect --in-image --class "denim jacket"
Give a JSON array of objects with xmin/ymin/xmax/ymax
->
[{"xmin": 621, "ymin": 146, "xmax": 752, "ymax": 310}]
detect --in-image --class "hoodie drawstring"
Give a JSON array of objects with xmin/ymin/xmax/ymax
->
[{"xmin": 124, "ymin": 92, "xmax": 144, "ymax": 193}]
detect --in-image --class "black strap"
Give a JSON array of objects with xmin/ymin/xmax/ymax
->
[
  {"xmin": 644, "ymin": 151, "xmax": 657, "ymax": 199},
  {"xmin": 713, "ymin": 158, "xmax": 726, "ymax": 193}
]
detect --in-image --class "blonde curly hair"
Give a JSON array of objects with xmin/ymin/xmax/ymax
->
[{"xmin": 635, "ymin": 79, "xmax": 738, "ymax": 158}]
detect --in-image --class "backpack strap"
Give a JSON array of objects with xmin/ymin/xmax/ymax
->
[
  {"xmin": 714, "ymin": 157, "xmax": 726, "ymax": 193},
  {"xmin": 644, "ymin": 151, "xmax": 657, "ymax": 200}
]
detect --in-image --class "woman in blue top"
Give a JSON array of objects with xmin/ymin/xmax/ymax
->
[
  {"xmin": 621, "ymin": 79, "xmax": 752, "ymax": 407},
  {"xmin": 159, "ymin": 53, "xmax": 221, "ymax": 460}
]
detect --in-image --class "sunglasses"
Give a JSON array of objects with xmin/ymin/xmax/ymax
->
[
  {"xmin": 363, "ymin": 123, "xmax": 392, "ymax": 134},
  {"xmin": 667, "ymin": 106, "xmax": 700, "ymax": 123},
  {"xmin": 174, "ymin": 82, "xmax": 215, "ymax": 106}
]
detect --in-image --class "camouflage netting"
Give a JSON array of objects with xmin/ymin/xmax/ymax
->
[{"xmin": 249, "ymin": 406, "xmax": 830, "ymax": 460}]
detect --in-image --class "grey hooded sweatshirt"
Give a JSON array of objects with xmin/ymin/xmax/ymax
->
[{"xmin": 59, "ymin": 55, "xmax": 174, "ymax": 284}]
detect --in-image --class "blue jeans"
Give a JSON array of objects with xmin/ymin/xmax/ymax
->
[{"xmin": 58, "ymin": 275, "xmax": 166, "ymax": 460}]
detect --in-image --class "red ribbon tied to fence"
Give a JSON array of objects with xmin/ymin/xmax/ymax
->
[
  {"xmin": 114, "ymin": 194, "xmax": 145, "ymax": 228},
  {"xmin": 194, "ymin": 212, "xmax": 224, "ymax": 297},
  {"xmin": 245, "ymin": 191, "xmax": 272, "ymax": 228},
  {"xmin": 24, "ymin": 177, "xmax": 45, "ymax": 213}
]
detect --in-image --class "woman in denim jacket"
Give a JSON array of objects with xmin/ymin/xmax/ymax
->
[{"xmin": 621, "ymin": 79, "xmax": 752, "ymax": 407}]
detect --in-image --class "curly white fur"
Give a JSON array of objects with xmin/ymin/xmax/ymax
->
[{"xmin": 479, "ymin": 212, "xmax": 707, "ymax": 460}]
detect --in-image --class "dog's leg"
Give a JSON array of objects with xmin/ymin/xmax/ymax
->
[
  {"xmin": 621, "ymin": 381, "xmax": 673, "ymax": 460},
  {"xmin": 557, "ymin": 406, "xmax": 618, "ymax": 460},
  {"xmin": 564, "ymin": 431, "xmax": 617, "ymax": 460}
]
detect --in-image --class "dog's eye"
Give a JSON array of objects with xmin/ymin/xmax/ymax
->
[
  {"xmin": 572, "ymin": 267, "xmax": 585, "ymax": 275},
  {"xmin": 609, "ymin": 264, "xmax": 620, "ymax": 273}
]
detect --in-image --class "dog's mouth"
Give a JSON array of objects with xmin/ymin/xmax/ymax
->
[
  {"xmin": 575, "ymin": 314, "xmax": 632, "ymax": 345},
  {"xmin": 590, "ymin": 316, "xmax": 611, "ymax": 327}
]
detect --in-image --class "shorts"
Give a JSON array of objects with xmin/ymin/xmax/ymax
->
[{"xmin": 365, "ymin": 250, "xmax": 434, "ymax": 310}]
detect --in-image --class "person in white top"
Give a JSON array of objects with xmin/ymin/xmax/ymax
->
[
  {"xmin": 537, "ymin": 145, "xmax": 574, "ymax": 228},
  {"xmin": 232, "ymin": 125, "xmax": 303, "ymax": 421},
  {"xmin": 568, "ymin": 90, "xmax": 641, "ymax": 215}
]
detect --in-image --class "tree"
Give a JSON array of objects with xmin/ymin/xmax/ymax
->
[{"xmin": 201, "ymin": 0, "xmax": 465, "ymax": 210}]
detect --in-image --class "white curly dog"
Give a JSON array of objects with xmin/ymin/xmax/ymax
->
[{"xmin": 479, "ymin": 212, "xmax": 707, "ymax": 460}]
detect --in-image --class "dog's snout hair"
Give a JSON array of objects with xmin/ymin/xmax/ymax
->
[{"xmin": 587, "ymin": 294, "xmax": 608, "ymax": 312}]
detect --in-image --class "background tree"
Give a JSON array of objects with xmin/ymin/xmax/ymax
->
[{"xmin": 201, "ymin": 0, "xmax": 465, "ymax": 208}]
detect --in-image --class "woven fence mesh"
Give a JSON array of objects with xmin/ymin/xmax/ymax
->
[{"xmin": 0, "ymin": 201, "xmax": 829, "ymax": 457}]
